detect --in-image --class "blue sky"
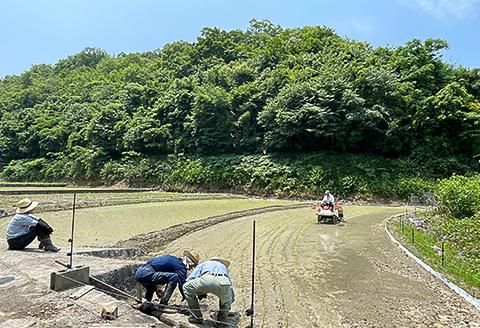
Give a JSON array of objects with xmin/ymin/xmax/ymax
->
[{"xmin": 1, "ymin": 0, "xmax": 479, "ymax": 78}]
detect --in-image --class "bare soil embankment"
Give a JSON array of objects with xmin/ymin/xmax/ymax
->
[{"xmin": 115, "ymin": 203, "xmax": 306, "ymax": 253}]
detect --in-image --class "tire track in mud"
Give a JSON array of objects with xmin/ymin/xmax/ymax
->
[
  {"xmin": 255, "ymin": 216, "xmax": 290, "ymax": 320},
  {"xmin": 256, "ymin": 218, "xmax": 291, "ymax": 326},
  {"xmin": 262, "ymin": 212, "xmax": 313, "ymax": 327},
  {"xmin": 283, "ymin": 219, "xmax": 324, "ymax": 327},
  {"xmin": 275, "ymin": 217, "xmax": 317, "ymax": 327},
  {"xmin": 164, "ymin": 207, "xmax": 357, "ymax": 328},
  {"xmin": 277, "ymin": 211, "xmax": 353, "ymax": 327},
  {"xmin": 264, "ymin": 217, "xmax": 294, "ymax": 327},
  {"xmin": 285, "ymin": 212, "xmax": 375, "ymax": 327},
  {"xmin": 157, "ymin": 206, "xmax": 480, "ymax": 328},
  {"xmin": 244, "ymin": 214, "xmax": 292, "ymax": 327}
]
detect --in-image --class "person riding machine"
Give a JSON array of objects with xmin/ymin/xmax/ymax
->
[
  {"xmin": 322, "ymin": 190, "xmax": 335, "ymax": 211},
  {"xmin": 315, "ymin": 190, "xmax": 344, "ymax": 224}
]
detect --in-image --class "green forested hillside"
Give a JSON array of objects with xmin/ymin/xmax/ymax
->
[{"xmin": 0, "ymin": 20, "xmax": 479, "ymax": 197}]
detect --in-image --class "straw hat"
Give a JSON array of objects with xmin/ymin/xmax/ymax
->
[
  {"xmin": 210, "ymin": 257, "xmax": 230, "ymax": 268},
  {"xmin": 16, "ymin": 198, "xmax": 38, "ymax": 214},
  {"xmin": 183, "ymin": 250, "xmax": 200, "ymax": 266}
]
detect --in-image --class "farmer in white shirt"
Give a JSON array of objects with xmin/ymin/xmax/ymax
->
[
  {"xmin": 322, "ymin": 190, "xmax": 335, "ymax": 210},
  {"xmin": 183, "ymin": 257, "xmax": 234, "ymax": 326},
  {"xmin": 5, "ymin": 198, "xmax": 60, "ymax": 252}
]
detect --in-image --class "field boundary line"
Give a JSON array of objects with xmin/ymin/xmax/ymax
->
[
  {"xmin": 384, "ymin": 215, "xmax": 480, "ymax": 312},
  {"xmin": 0, "ymin": 194, "xmax": 247, "ymax": 218},
  {"xmin": 0, "ymin": 188, "xmax": 151, "ymax": 195},
  {"xmin": 114, "ymin": 203, "xmax": 308, "ymax": 254},
  {"xmin": 0, "ymin": 183, "xmax": 66, "ymax": 187}
]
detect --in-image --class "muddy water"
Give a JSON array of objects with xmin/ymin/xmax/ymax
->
[
  {"xmin": 165, "ymin": 206, "xmax": 480, "ymax": 328},
  {"xmin": 0, "ymin": 198, "xmax": 293, "ymax": 247}
]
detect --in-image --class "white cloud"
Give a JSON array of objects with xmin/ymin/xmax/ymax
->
[{"xmin": 411, "ymin": 0, "xmax": 479, "ymax": 19}]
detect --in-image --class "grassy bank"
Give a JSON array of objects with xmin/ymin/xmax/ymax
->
[
  {"xmin": 389, "ymin": 215, "xmax": 480, "ymax": 298},
  {"xmin": 387, "ymin": 175, "xmax": 480, "ymax": 298}
]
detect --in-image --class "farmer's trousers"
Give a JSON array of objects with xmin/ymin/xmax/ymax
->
[
  {"xmin": 135, "ymin": 264, "xmax": 179, "ymax": 301},
  {"xmin": 7, "ymin": 220, "xmax": 53, "ymax": 250},
  {"xmin": 183, "ymin": 274, "xmax": 234, "ymax": 320}
]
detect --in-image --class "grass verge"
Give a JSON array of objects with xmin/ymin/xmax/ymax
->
[{"xmin": 389, "ymin": 217, "xmax": 480, "ymax": 298}]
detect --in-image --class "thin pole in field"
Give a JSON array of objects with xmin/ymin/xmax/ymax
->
[
  {"xmin": 251, "ymin": 220, "xmax": 256, "ymax": 328},
  {"xmin": 441, "ymin": 239, "xmax": 445, "ymax": 267},
  {"xmin": 68, "ymin": 193, "xmax": 76, "ymax": 269},
  {"xmin": 246, "ymin": 220, "xmax": 256, "ymax": 327}
]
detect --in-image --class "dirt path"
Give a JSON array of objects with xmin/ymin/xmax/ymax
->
[{"xmin": 163, "ymin": 206, "xmax": 480, "ymax": 328}]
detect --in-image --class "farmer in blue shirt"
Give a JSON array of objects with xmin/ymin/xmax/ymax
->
[
  {"xmin": 135, "ymin": 251, "xmax": 200, "ymax": 305},
  {"xmin": 6, "ymin": 198, "xmax": 60, "ymax": 252},
  {"xmin": 183, "ymin": 257, "xmax": 235, "ymax": 325}
]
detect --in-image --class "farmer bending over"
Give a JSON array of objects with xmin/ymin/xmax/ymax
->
[
  {"xmin": 135, "ymin": 250, "xmax": 200, "ymax": 305},
  {"xmin": 6, "ymin": 198, "xmax": 60, "ymax": 252},
  {"xmin": 183, "ymin": 257, "xmax": 235, "ymax": 326}
]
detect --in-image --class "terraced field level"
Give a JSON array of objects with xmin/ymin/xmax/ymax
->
[
  {"xmin": 1, "ymin": 197, "xmax": 478, "ymax": 327},
  {"xmin": 0, "ymin": 198, "xmax": 295, "ymax": 247},
  {"xmin": 165, "ymin": 206, "xmax": 480, "ymax": 328},
  {"xmin": 0, "ymin": 190, "xmax": 242, "ymax": 216}
]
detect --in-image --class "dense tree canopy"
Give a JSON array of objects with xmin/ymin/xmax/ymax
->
[{"xmin": 0, "ymin": 19, "xmax": 479, "ymax": 182}]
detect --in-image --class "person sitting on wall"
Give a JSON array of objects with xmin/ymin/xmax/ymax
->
[
  {"xmin": 135, "ymin": 250, "xmax": 200, "ymax": 305},
  {"xmin": 6, "ymin": 198, "xmax": 61, "ymax": 252}
]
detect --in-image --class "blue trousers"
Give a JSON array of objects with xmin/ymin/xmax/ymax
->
[
  {"xmin": 7, "ymin": 223, "xmax": 51, "ymax": 250},
  {"xmin": 135, "ymin": 264, "xmax": 179, "ymax": 301}
]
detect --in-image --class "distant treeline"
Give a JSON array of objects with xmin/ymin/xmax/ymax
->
[{"xmin": 0, "ymin": 20, "xmax": 479, "ymax": 193}]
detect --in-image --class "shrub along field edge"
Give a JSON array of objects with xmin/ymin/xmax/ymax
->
[
  {"xmin": 3, "ymin": 152, "xmax": 477, "ymax": 200},
  {"xmin": 386, "ymin": 175, "xmax": 480, "ymax": 298}
]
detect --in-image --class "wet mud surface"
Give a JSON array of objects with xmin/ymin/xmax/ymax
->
[
  {"xmin": 0, "ymin": 198, "xmax": 295, "ymax": 247},
  {"xmin": 2, "ymin": 203, "xmax": 479, "ymax": 327},
  {"xmin": 162, "ymin": 206, "xmax": 480, "ymax": 328},
  {"xmin": 116, "ymin": 203, "xmax": 305, "ymax": 253}
]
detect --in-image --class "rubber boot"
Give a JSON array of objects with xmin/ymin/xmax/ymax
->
[
  {"xmin": 160, "ymin": 282, "xmax": 176, "ymax": 305},
  {"xmin": 38, "ymin": 236, "xmax": 46, "ymax": 249},
  {"xmin": 216, "ymin": 306, "xmax": 229, "ymax": 325},
  {"xmin": 188, "ymin": 315, "xmax": 203, "ymax": 324},
  {"xmin": 40, "ymin": 238, "xmax": 61, "ymax": 252},
  {"xmin": 210, "ymin": 302, "xmax": 229, "ymax": 327}
]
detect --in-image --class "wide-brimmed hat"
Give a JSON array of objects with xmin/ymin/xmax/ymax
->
[
  {"xmin": 16, "ymin": 198, "xmax": 38, "ymax": 214},
  {"xmin": 184, "ymin": 250, "xmax": 200, "ymax": 266},
  {"xmin": 210, "ymin": 257, "xmax": 230, "ymax": 268}
]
